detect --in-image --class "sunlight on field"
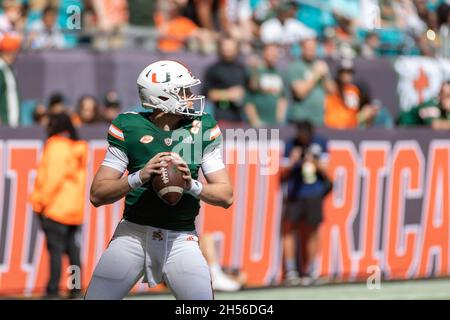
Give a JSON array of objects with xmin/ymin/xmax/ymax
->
[{"xmin": 128, "ymin": 278, "xmax": 450, "ymax": 300}]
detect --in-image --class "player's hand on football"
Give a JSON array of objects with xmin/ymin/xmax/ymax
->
[
  {"xmin": 139, "ymin": 152, "xmax": 173, "ymax": 183},
  {"xmin": 170, "ymin": 153, "xmax": 192, "ymax": 189}
]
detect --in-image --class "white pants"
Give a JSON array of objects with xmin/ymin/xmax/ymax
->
[{"xmin": 85, "ymin": 219, "xmax": 213, "ymax": 300}]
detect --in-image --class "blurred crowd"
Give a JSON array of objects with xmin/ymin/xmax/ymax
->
[
  {"xmin": 2, "ymin": 35, "xmax": 449, "ymax": 131},
  {"xmin": 0, "ymin": 0, "xmax": 449, "ymax": 57},
  {"xmin": 30, "ymin": 90, "xmax": 122, "ymax": 127},
  {"xmin": 0, "ymin": 0, "xmax": 449, "ymax": 130}
]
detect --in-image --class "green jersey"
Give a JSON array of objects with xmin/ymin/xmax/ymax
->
[
  {"xmin": 398, "ymin": 98, "xmax": 450, "ymax": 126},
  {"xmin": 107, "ymin": 111, "xmax": 222, "ymax": 231}
]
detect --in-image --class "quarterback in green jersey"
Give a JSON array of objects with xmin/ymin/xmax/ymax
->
[{"xmin": 85, "ymin": 60, "xmax": 233, "ymax": 300}]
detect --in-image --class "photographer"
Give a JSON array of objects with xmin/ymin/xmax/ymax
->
[{"xmin": 281, "ymin": 121, "xmax": 331, "ymax": 286}]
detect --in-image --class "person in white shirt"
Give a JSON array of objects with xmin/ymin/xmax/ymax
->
[
  {"xmin": 260, "ymin": 2, "xmax": 316, "ymax": 47},
  {"xmin": 26, "ymin": 6, "xmax": 67, "ymax": 50},
  {"xmin": 0, "ymin": 0, "xmax": 23, "ymax": 33}
]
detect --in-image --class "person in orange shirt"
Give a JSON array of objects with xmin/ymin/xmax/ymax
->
[
  {"xmin": 30, "ymin": 113, "xmax": 88, "ymax": 299},
  {"xmin": 324, "ymin": 60, "xmax": 378, "ymax": 129},
  {"xmin": 155, "ymin": 0, "xmax": 215, "ymax": 53}
]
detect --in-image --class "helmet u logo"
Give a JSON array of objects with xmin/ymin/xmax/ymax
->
[{"xmin": 151, "ymin": 72, "xmax": 171, "ymax": 83}]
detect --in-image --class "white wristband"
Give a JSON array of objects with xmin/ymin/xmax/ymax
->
[
  {"xmin": 186, "ymin": 179, "xmax": 203, "ymax": 198},
  {"xmin": 128, "ymin": 170, "xmax": 143, "ymax": 190}
]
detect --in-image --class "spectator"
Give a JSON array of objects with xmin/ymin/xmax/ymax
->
[
  {"xmin": 415, "ymin": 2, "xmax": 441, "ymax": 56},
  {"xmin": 324, "ymin": 60, "xmax": 379, "ymax": 129},
  {"xmin": 380, "ymin": 0, "xmax": 398, "ymax": 27},
  {"xmin": 155, "ymin": 0, "xmax": 214, "ymax": 53},
  {"xmin": 281, "ymin": 121, "xmax": 331, "ymax": 286},
  {"xmin": 47, "ymin": 92, "xmax": 67, "ymax": 115},
  {"xmin": 101, "ymin": 90, "xmax": 121, "ymax": 123},
  {"xmin": 87, "ymin": 0, "xmax": 128, "ymax": 50},
  {"xmin": 360, "ymin": 31, "xmax": 380, "ymax": 58},
  {"xmin": 79, "ymin": 1, "xmax": 98, "ymax": 47},
  {"xmin": 30, "ymin": 113, "xmax": 87, "ymax": 299},
  {"xmin": 252, "ymin": 0, "xmax": 280, "ymax": 25},
  {"xmin": 225, "ymin": 0, "xmax": 256, "ymax": 54},
  {"xmin": 414, "ymin": 0, "xmax": 431, "ymax": 25},
  {"xmin": 26, "ymin": 5, "xmax": 67, "ymax": 49},
  {"xmin": 260, "ymin": 2, "xmax": 316, "ymax": 47},
  {"xmin": 0, "ymin": 32, "xmax": 21, "ymax": 127},
  {"xmin": 32, "ymin": 103, "xmax": 48, "ymax": 127},
  {"xmin": 322, "ymin": 29, "xmax": 339, "ymax": 59},
  {"xmin": 203, "ymin": 37, "xmax": 248, "ymax": 123},
  {"xmin": 437, "ymin": 1, "xmax": 450, "ymax": 57},
  {"xmin": 0, "ymin": 0, "xmax": 25, "ymax": 33},
  {"xmin": 244, "ymin": 44, "xmax": 287, "ymax": 127},
  {"xmin": 122, "ymin": 0, "xmax": 158, "ymax": 51},
  {"xmin": 333, "ymin": 13, "xmax": 356, "ymax": 54},
  {"xmin": 73, "ymin": 95, "xmax": 101, "ymax": 126},
  {"xmin": 334, "ymin": 13, "xmax": 354, "ymax": 45},
  {"xmin": 393, "ymin": 0, "xmax": 426, "ymax": 35},
  {"xmin": 398, "ymin": 80, "xmax": 450, "ymax": 130},
  {"xmin": 181, "ymin": 0, "xmax": 229, "ymax": 34},
  {"xmin": 359, "ymin": 0, "xmax": 382, "ymax": 30},
  {"xmin": 286, "ymin": 38, "xmax": 333, "ymax": 127}
]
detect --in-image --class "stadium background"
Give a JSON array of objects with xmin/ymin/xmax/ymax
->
[{"xmin": 0, "ymin": 0, "xmax": 449, "ymax": 298}]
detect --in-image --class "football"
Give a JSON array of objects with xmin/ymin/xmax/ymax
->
[{"xmin": 152, "ymin": 160, "xmax": 186, "ymax": 206}]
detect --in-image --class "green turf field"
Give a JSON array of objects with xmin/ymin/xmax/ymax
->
[{"xmin": 128, "ymin": 278, "xmax": 450, "ymax": 300}]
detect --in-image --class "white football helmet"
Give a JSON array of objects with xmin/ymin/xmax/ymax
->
[{"xmin": 136, "ymin": 60, "xmax": 205, "ymax": 116}]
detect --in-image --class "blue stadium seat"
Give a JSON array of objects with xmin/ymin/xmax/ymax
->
[
  {"xmin": 356, "ymin": 27, "xmax": 411, "ymax": 56},
  {"xmin": 296, "ymin": 0, "xmax": 335, "ymax": 36},
  {"xmin": 297, "ymin": 3, "xmax": 330, "ymax": 35},
  {"xmin": 57, "ymin": 0, "xmax": 84, "ymax": 48},
  {"xmin": 20, "ymin": 100, "xmax": 37, "ymax": 126}
]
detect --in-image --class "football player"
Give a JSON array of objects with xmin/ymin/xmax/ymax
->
[{"xmin": 85, "ymin": 60, "xmax": 233, "ymax": 300}]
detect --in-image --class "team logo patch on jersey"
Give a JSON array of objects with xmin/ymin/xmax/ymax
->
[
  {"xmin": 164, "ymin": 138, "xmax": 173, "ymax": 146},
  {"xmin": 140, "ymin": 135, "xmax": 154, "ymax": 144},
  {"xmin": 152, "ymin": 230, "xmax": 163, "ymax": 241}
]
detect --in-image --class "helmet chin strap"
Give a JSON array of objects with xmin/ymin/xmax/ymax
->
[
  {"xmin": 143, "ymin": 103, "xmax": 195, "ymax": 122},
  {"xmin": 157, "ymin": 104, "xmax": 171, "ymax": 113},
  {"xmin": 143, "ymin": 96, "xmax": 173, "ymax": 113},
  {"xmin": 142, "ymin": 101, "xmax": 182, "ymax": 115},
  {"xmin": 143, "ymin": 94, "xmax": 201, "ymax": 117}
]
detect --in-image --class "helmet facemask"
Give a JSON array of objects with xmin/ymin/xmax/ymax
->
[
  {"xmin": 140, "ymin": 82, "xmax": 205, "ymax": 117},
  {"xmin": 173, "ymin": 84, "xmax": 205, "ymax": 117}
]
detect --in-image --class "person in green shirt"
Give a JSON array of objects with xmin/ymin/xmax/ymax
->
[
  {"xmin": 398, "ymin": 81, "xmax": 450, "ymax": 130},
  {"xmin": 285, "ymin": 38, "xmax": 334, "ymax": 127},
  {"xmin": 244, "ymin": 44, "xmax": 287, "ymax": 127},
  {"xmin": 0, "ymin": 32, "xmax": 20, "ymax": 127},
  {"xmin": 122, "ymin": 0, "xmax": 158, "ymax": 51}
]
